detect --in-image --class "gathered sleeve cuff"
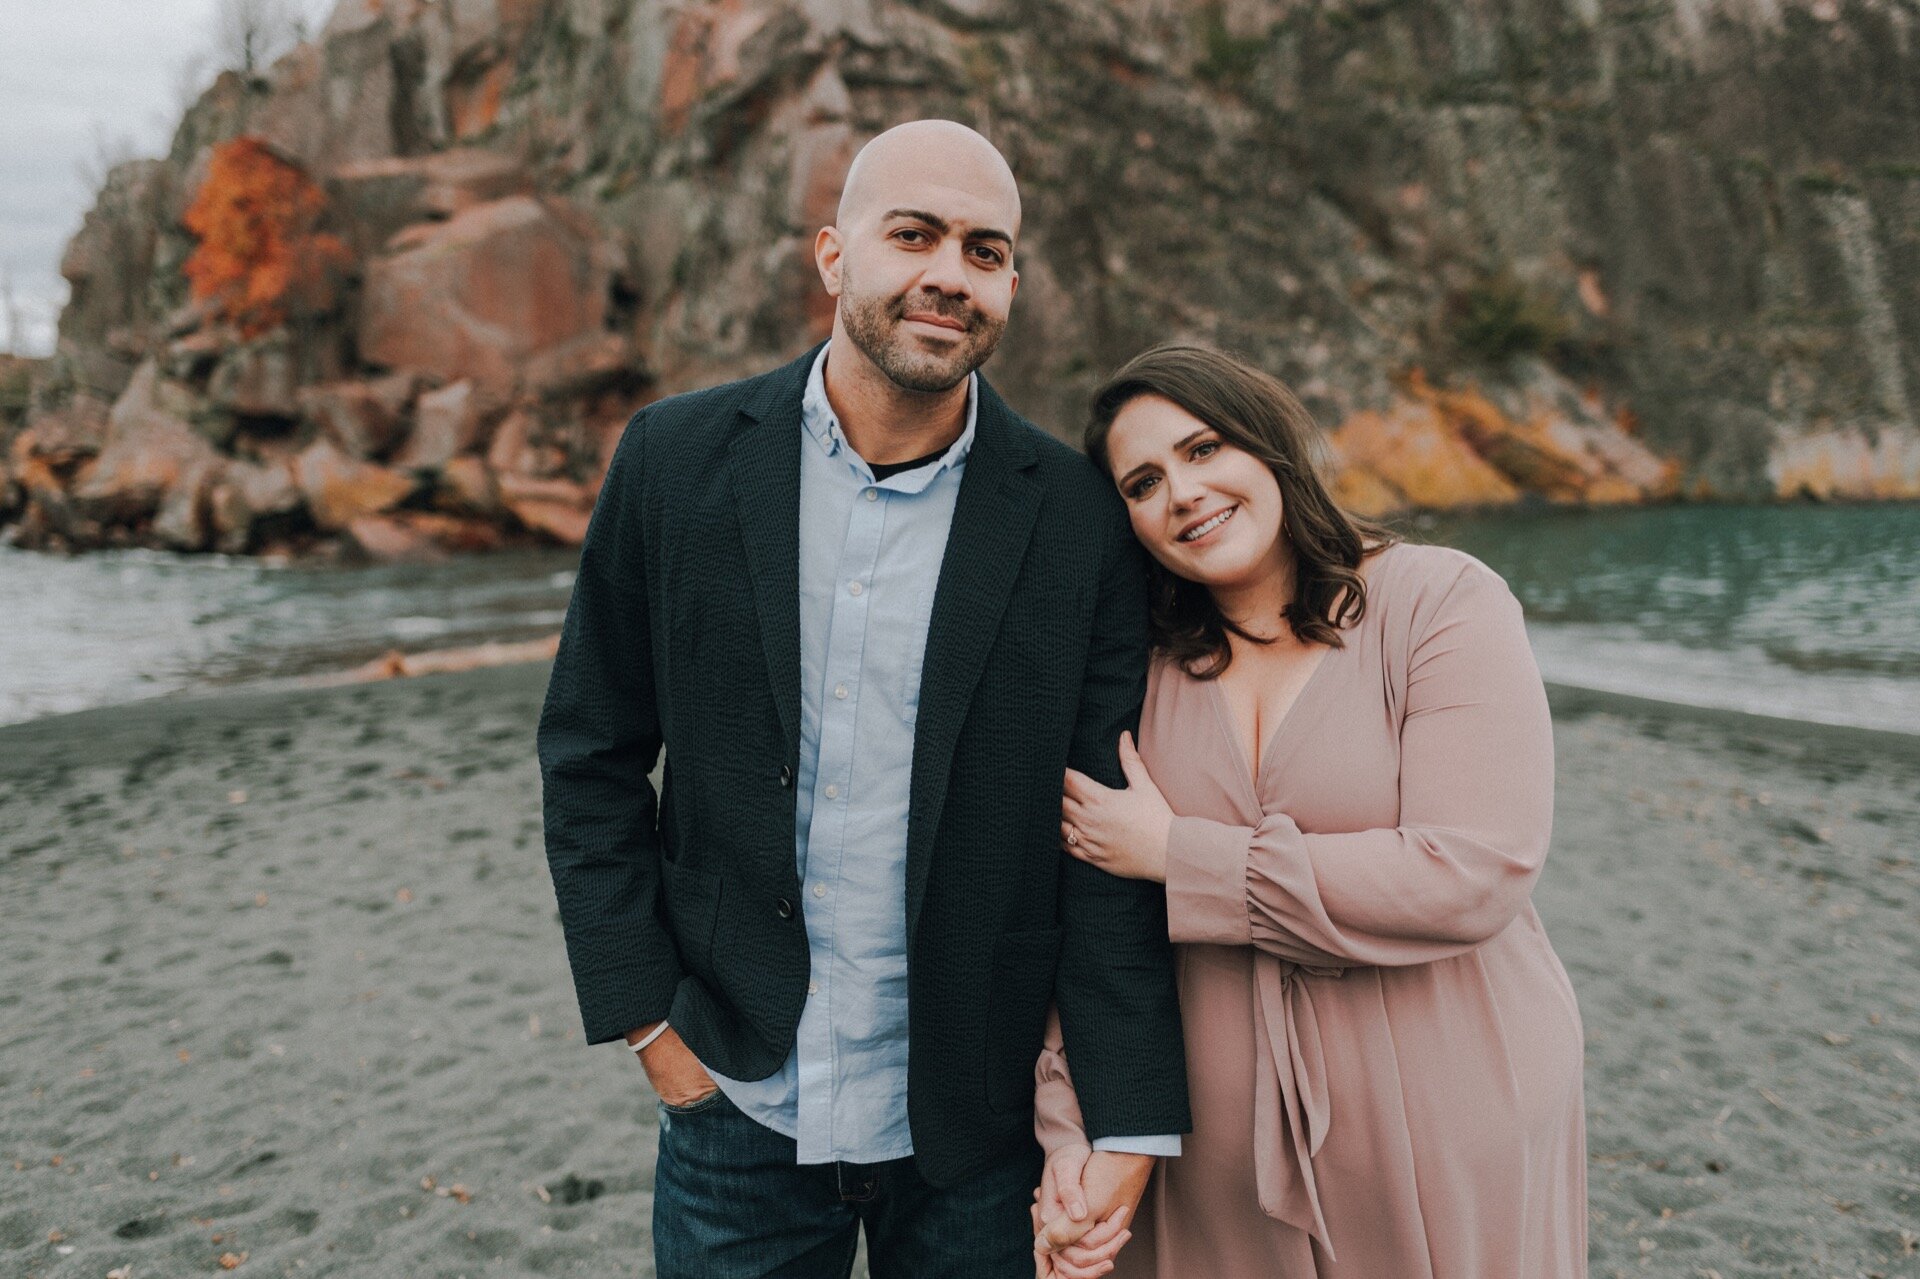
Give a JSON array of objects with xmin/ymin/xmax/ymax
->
[
  {"xmin": 1034, "ymin": 1004, "xmax": 1092, "ymax": 1157},
  {"xmin": 1165, "ymin": 815, "xmax": 1255, "ymax": 947}
]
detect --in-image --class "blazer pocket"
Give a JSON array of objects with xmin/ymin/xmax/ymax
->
[
  {"xmin": 660, "ymin": 857, "xmax": 722, "ymax": 980},
  {"xmin": 983, "ymin": 926, "xmax": 1064, "ymax": 1114}
]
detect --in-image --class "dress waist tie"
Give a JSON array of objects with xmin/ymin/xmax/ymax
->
[{"xmin": 1251, "ymin": 956, "xmax": 1340, "ymax": 1257}]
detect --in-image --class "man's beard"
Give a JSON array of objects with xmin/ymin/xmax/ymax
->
[{"xmin": 839, "ymin": 271, "xmax": 1006, "ymax": 394}]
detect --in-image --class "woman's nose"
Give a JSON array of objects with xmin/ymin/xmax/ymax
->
[{"xmin": 1165, "ymin": 467, "xmax": 1206, "ymax": 509}]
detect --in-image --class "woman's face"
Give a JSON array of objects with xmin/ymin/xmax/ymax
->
[{"xmin": 1105, "ymin": 394, "xmax": 1288, "ymax": 593}]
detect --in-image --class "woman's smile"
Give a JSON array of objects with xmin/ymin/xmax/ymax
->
[{"xmin": 1177, "ymin": 506, "xmax": 1237, "ymax": 544}]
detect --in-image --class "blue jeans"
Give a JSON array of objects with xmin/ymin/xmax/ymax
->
[{"xmin": 652, "ymin": 1089, "xmax": 1043, "ymax": 1279}]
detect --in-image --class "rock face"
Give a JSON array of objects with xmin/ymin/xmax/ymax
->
[
  {"xmin": 359, "ymin": 196, "xmax": 609, "ymax": 392},
  {"xmin": 7, "ymin": 0, "xmax": 1918, "ymax": 557}
]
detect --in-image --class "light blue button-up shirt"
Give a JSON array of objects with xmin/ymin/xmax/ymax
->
[{"xmin": 704, "ymin": 343, "xmax": 1179, "ymax": 1164}]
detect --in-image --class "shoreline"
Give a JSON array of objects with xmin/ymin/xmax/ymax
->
[{"xmin": 6, "ymin": 651, "xmax": 1915, "ymax": 758}]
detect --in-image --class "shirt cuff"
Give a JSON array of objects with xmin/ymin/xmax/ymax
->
[
  {"xmin": 1092, "ymin": 1134, "xmax": 1182, "ymax": 1157},
  {"xmin": 1164, "ymin": 815, "xmax": 1255, "ymax": 947}
]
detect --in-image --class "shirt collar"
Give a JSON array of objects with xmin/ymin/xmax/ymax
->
[{"xmin": 801, "ymin": 341, "xmax": 977, "ymax": 487}]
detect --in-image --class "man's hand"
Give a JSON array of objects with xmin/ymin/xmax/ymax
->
[
  {"xmin": 1035, "ymin": 1150, "xmax": 1153, "ymax": 1254},
  {"xmin": 626, "ymin": 1023, "xmax": 716, "ymax": 1108}
]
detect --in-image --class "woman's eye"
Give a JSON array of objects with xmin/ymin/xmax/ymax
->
[
  {"xmin": 1193, "ymin": 441, "xmax": 1219, "ymax": 459},
  {"xmin": 1127, "ymin": 475, "xmax": 1159, "ymax": 499}
]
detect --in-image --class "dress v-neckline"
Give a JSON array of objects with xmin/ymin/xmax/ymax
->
[{"xmin": 1203, "ymin": 643, "xmax": 1334, "ymax": 805}]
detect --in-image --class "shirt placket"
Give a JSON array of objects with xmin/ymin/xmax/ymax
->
[{"xmin": 794, "ymin": 465, "xmax": 887, "ymax": 1162}]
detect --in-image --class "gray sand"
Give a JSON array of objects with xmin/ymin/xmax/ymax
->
[{"xmin": 2, "ymin": 667, "xmax": 1915, "ymax": 1278}]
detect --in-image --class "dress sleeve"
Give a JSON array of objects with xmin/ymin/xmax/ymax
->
[
  {"xmin": 1163, "ymin": 560, "xmax": 1555, "ymax": 967},
  {"xmin": 1034, "ymin": 1004, "xmax": 1092, "ymax": 1157}
]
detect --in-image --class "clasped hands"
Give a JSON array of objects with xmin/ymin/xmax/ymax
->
[{"xmin": 1032, "ymin": 1144, "xmax": 1153, "ymax": 1278}]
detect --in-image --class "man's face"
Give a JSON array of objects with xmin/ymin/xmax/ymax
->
[{"xmin": 827, "ymin": 188, "xmax": 1020, "ymax": 394}]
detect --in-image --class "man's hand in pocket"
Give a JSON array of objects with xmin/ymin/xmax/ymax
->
[{"xmin": 627, "ymin": 1023, "xmax": 717, "ymax": 1108}]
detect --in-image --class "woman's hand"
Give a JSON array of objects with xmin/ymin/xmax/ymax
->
[
  {"xmin": 1033, "ymin": 1207, "xmax": 1132, "ymax": 1279},
  {"xmin": 1035, "ymin": 1143, "xmax": 1093, "ymax": 1234},
  {"xmin": 1061, "ymin": 731, "xmax": 1173, "ymax": 882},
  {"xmin": 1033, "ymin": 1147, "xmax": 1150, "ymax": 1278}
]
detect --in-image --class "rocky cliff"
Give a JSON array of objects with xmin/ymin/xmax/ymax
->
[{"xmin": 4, "ymin": 0, "xmax": 1916, "ymax": 558}]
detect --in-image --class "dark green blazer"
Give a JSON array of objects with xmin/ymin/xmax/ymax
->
[{"xmin": 537, "ymin": 344, "xmax": 1189, "ymax": 1187}]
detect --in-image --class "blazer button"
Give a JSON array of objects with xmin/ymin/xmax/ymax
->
[
  {"xmin": 779, "ymin": 765, "xmax": 794, "ymax": 789},
  {"xmin": 775, "ymin": 897, "xmax": 794, "ymax": 920}
]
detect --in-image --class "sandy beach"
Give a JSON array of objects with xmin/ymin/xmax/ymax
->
[{"xmin": 2, "ymin": 665, "xmax": 1916, "ymax": 1278}]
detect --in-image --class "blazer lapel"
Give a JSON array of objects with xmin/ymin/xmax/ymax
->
[
  {"xmin": 726, "ymin": 348, "xmax": 817, "ymax": 756},
  {"xmin": 905, "ymin": 380, "xmax": 1041, "ymax": 943}
]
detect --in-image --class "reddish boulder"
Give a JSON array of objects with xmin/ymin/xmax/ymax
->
[
  {"xmin": 484, "ymin": 406, "xmax": 546, "ymax": 477},
  {"xmin": 209, "ymin": 336, "xmax": 303, "ymax": 419},
  {"xmin": 1407, "ymin": 374, "xmax": 1677, "ymax": 504},
  {"xmin": 153, "ymin": 458, "xmax": 223, "ymax": 551},
  {"xmin": 393, "ymin": 379, "xmax": 490, "ymax": 470},
  {"xmin": 359, "ymin": 195, "xmax": 608, "ymax": 392},
  {"xmin": 498, "ymin": 472, "xmax": 592, "ymax": 544},
  {"xmin": 347, "ymin": 509, "xmax": 508, "ymax": 561},
  {"xmin": 209, "ymin": 458, "xmax": 303, "ymax": 554},
  {"xmin": 330, "ymin": 149, "xmax": 532, "ymax": 253},
  {"xmin": 18, "ymin": 395, "xmax": 111, "ymax": 467},
  {"xmin": 523, "ymin": 333, "xmax": 638, "ymax": 399},
  {"xmin": 1326, "ymin": 402, "xmax": 1520, "ymax": 511},
  {"xmin": 436, "ymin": 454, "xmax": 501, "ymax": 514},
  {"xmin": 300, "ymin": 373, "xmax": 417, "ymax": 460},
  {"xmin": 72, "ymin": 362, "xmax": 222, "ymax": 525},
  {"xmin": 346, "ymin": 513, "xmax": 449, "ymax": 562},
  {"xmin": 293, "ymin": 439, "xmax": 417, "ymax": 530}
]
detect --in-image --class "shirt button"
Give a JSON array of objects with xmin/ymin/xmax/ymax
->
[
  {"xmin": 833, "ymin": 683, "xmax": 848, "ymax": 700},
  {"xmin": 807, "ymin": 980, "xmax": 819, "ymax": 995},
  {"xmin": 779, "ymin": 765, "xmax": 793, "ymax": 788},
  {"xmin": 865, "ymin": 488, "xmax": 878, "ymax": 502},
  {"xmin": 775, "ymin": 898, "xmax": 794, "ymax": 920},
  {"xmin": 812, "ymin": 883, "xmax": 826, "ymax": 898},
  {"xmin": 848, "ymin": 580, "xmax": 863, "ymax": 596},
  {"xmin": 824, "ymin": 783, "xmax": 839, "ymax": 799}
]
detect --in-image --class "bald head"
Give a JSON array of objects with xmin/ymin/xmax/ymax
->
[{"xmin": 835, "ymin": 120, "xmax": 1021, "ymax": 240}]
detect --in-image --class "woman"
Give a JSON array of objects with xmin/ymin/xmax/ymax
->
[{"xmin": 1031, "ymin": 345, "xmax": 1586, "ymax": 1278}]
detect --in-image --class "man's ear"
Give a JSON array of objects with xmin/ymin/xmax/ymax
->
[
  {"xmin": 1009, "ymin": 267, "xmax": 1019, "ymax": 301},
  {"xmin": 815, "ymin": 226, "xmax": 844, "ymax": 298}
]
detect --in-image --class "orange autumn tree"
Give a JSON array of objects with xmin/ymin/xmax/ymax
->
[{"xmin": 182, "ymin": 137, "xmax": 351, "ymax": 337}]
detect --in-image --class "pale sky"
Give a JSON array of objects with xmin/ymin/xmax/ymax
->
[{"xmin": 0, "ymin": 0, "xmax": 330, "ymax": 356}]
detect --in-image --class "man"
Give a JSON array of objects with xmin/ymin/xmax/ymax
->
[{"xmin": 537, "ymin": 119, "xmax": 1187, "ymax": 1278}]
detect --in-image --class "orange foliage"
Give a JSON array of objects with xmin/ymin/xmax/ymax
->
[{"xmin": 183, "ymin": 137, "xmax": 351, "ymax": 337}]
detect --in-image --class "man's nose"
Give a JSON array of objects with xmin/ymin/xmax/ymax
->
[{"xmin": 918, "ymin": 240, "xmax": 972, "ymax": 297}]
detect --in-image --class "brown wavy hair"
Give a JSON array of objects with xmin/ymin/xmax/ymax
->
[{"xmin": 1085, "ymin": 343, "xmax": 1396, "ymax": 679}]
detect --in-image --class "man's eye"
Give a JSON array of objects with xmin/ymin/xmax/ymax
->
[
  {"xmin": 970, "ymin": 248, "xmax": 1003, "ymax": 266},
  {"xmin": 895, "ymin": 229, "xmax": 928, "ymax": 245}
]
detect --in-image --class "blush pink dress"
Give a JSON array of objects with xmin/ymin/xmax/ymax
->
[{"xmin": 1037, "ymin": 542, "xmax": 1587, "ymax": 1278}]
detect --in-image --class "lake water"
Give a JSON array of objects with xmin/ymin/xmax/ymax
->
[{"xmin": 2, "ymin": 502, "xmax": 1915, "ymax": 734}]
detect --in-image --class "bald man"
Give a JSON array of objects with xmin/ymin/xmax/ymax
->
[{"xmin": 538, "ymin": 120, "xmax": 1189, "ymax": 1277}]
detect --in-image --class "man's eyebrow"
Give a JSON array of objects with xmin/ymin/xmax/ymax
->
[{"xmin": 880, "ymin": 208, "xmax": 1014, "ymax": 247}]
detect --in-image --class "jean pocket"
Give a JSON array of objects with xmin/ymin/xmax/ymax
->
[{"xmin": 658, "ymin": 1086, "xmax": 726, "ymax": 1116}]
